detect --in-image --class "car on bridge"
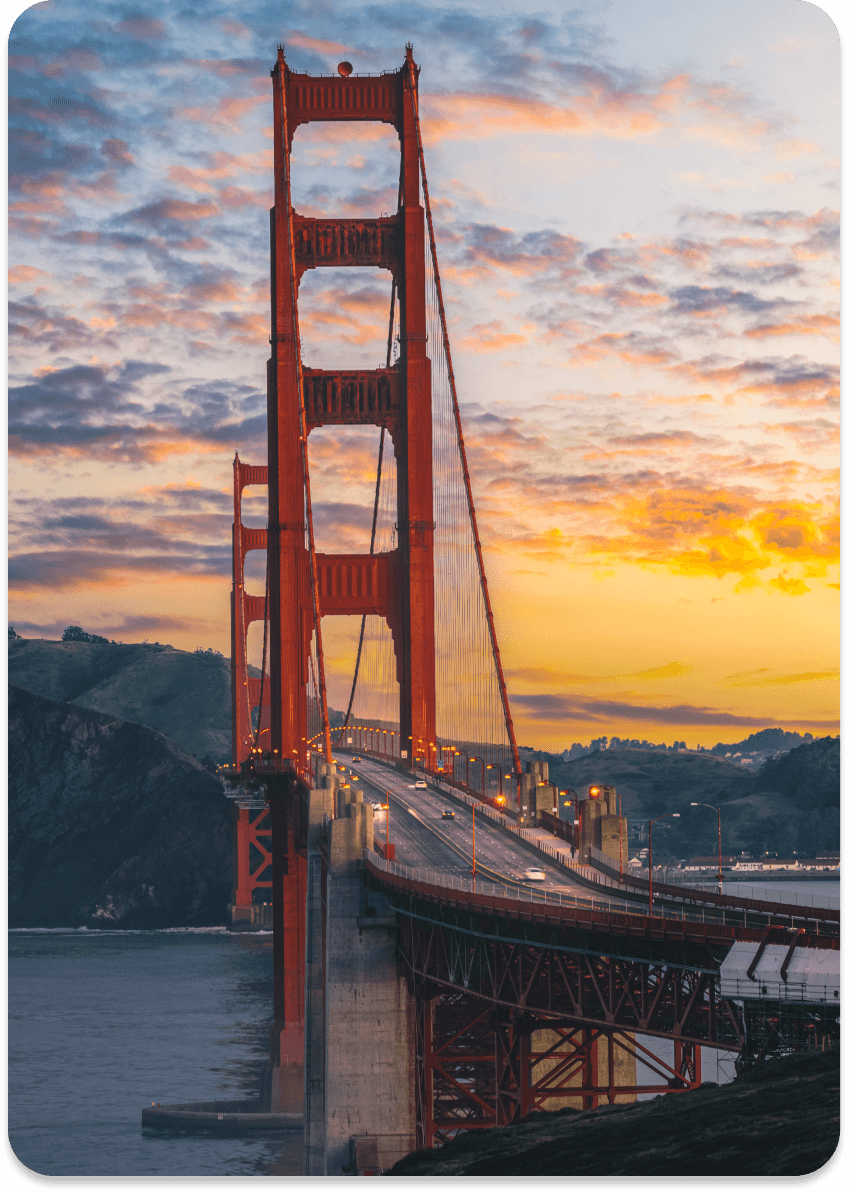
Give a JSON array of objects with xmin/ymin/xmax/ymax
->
[
  {"xmin": 352, "ymin": 756, "xmax": 361, "ymax": 763},
  {"xmin": 523, "ymin": 867, "xmax": 546, "ymax": 881},
  {"xmin": 414, "ymin": 780, "xmax": 427, "ymax": 789},
  {"xmin": 441, "ymin": 809, "xmax": 455, "ymax": 819}
]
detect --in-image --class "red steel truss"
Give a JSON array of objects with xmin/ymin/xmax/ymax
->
[
  {"xmin": 397, "ymin": 910, "xmax": 740, "ymax": 1046},
  {"xmin": 413, "ymin": 989, "xmax": 712, "ymax": 1149}
]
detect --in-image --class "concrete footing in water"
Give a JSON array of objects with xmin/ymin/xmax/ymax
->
[
  {"xmin": 141, "ymin": 1099, "xmax": 301, "ymax": 1134},
  {"xmin": 227, "ymin": 902, "xmax": 273, "ymax": 932}
]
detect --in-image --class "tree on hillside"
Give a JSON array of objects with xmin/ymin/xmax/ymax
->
[{"xmin": 62, "ymin": 626, "xmax": 110, "ymax": 645}]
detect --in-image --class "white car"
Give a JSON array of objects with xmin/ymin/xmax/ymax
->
[
  {"xmin": 523, "ymin": 867, "xmax": 546, "ymax": 881},
  {"xmin": 414, "ymin": 780, "xmax": 427, "ymax": 789}
]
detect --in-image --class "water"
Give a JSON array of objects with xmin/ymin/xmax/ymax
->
[
  {"xmin": 8, "ymin": 929, "xmax": 304, "ymax": 1177},
  {"xmin": 9, "ymin": 879, "xmax": 838, "ymax": 1170}
]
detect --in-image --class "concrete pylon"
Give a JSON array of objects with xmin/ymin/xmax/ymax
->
[{"xmin": 304, "ymin": 780, "xmax": 416, "ymax": 1174}]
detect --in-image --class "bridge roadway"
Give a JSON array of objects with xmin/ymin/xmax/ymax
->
[
  {"xmin": 338, "ymin": 751, "xmax": 598, "ymax": 897},
  {"xmin": 333, "ymin": 750, "xmax": 840, "ymax": 938}
]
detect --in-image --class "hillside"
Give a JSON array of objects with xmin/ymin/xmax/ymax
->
[
  {"xmin": 387, "ymin": 1046, "xmax": 838, "ymax": 1176},
  {"xmin": 754, "ymin": 736, "xmax": 839, "ymax": 805},
  {"xmin": 535, "ymin": 743, "xmax": 838, "ymax": 860},
  {"xmin": 8, "ymin": 683, "xmax": 232, "ymax": 929},
  {"xmin": 8, "ymin": 637, "xmax": 231, "ymax": 761}
]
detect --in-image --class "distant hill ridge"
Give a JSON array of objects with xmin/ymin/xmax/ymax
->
[
  {"xmin": 8, "ymin": 637, "xmax": 231, "ymax": 762},
  {"xmin": 8, "ymin": 637, "xmax": 838, "ymax": 859}
]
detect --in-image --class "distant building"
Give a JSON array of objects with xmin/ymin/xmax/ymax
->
[{"xmin": 683, "ymin": 856, "xmax": 735, "ymax": 870}]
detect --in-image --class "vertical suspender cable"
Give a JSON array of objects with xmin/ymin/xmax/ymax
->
[
  {"xmin": 342, "ymin": 166, "xmax": 403, "ymax": 733},
  {"xmin": 409, "ymin": 77, "xmax": 522, "ymax": 779},
  {"xmin": 342, "ymin": 277, "xmax": 396, "ymax": 730},
  {"xmin": 278, "ymin": 61, "xmax": 333, "ymax": 765}
]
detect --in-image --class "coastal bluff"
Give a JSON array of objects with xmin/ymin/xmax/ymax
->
[{"xmin": 8, "ymin": 683, "xmax": 232, "ymax": 929}]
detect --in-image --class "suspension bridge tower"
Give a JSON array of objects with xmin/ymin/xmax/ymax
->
[
  {"xmin": 269, "ymin": 43, "xmax": 436, "ymax": 770},
  {"xmin": 229, "ymin": 43, "xmax": 521, "ymax": 1116}
]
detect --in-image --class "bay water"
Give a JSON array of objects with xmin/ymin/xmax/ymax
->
[
  {"xmin": 8, "ymin": 928, "xmax": 303, "ymax": 1177},
  {"xmin": 8, "ymin": 879, "xmax": 838, "ymax": 1175}
]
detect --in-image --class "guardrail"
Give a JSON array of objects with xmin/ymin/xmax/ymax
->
[
  {"xmin": 589, "ymin": 847, "xmax": 840, "ymax": 922},
  {"xmin": 341, "ymin": 749, "xmax": 839, "ymax": 933},
  {"xmin": 361, "ymin": 848, "xmax": 837, "ymax": 939}
]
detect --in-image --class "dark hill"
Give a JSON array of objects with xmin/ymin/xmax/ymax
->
[
  {"xmin": 544, "ymin": 745, "xmax": 837, "ymax": 859},
  {"xmin": 551, "ymin": 748, "xmax": 756, "ymax": 817},
  {"xmin": 8, "ymin": 637, "xmax": 231, "ymax": 761},
  {"xmin": 388, "ymin": 1046, "xmax": 839, "ymax": 1176},
  {"xmin": 8, "ymin": 683, "xmax": 232, "ymax": 929},
  {"xmin": 754, "ymin": 736, "xmax": 839, "ymax": 806}
]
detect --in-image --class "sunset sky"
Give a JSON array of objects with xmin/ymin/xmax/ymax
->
[{"xmin": 7, "ymin": 0, "xmax": 840, "ymax": 750}]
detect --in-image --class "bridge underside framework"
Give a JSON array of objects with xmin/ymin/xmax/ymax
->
[
  {"xmin": 390, "ymin": 884, "xmax": 742, "ymax": 1146},
  {"xmin": 414, "ymin": 992, "xmax": 706, "ymax": 1146}
]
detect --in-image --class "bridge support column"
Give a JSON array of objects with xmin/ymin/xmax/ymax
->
[{"xmin": 304, "ymin": 770, "xmax": 416, "ymax": 1175}]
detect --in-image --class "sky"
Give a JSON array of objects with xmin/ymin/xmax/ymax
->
[{"xmin": 6, "ymin": 0, "xmax": 841, "ymax": 751}]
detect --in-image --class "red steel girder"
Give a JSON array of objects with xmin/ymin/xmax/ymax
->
[
  {"xmin": 398, "ymin": 912, "xmax": 741, "ymax": 1050},
  {"xmin": 293, "ymin": 214, "xmax": 400, "ymax": 277},
  {"xmin": 303, "ymin": 367, "xmax": 399, "ymax": 436}
]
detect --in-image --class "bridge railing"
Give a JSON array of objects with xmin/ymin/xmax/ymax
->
[
  {"xmin": 362, "ymin": 847, "xmax": 772, "ymax": 931},
  {"xmin": 589, "ymin": 846, "xmax": 840, "ymax": 920}
]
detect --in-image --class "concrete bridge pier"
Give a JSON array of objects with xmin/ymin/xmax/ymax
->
[{"xmin": 304, "ymin": 762, "xmax": 416, "ymax": 1175}]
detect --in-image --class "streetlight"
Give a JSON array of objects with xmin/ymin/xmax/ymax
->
[
  {"xmin": 617, "ymin": 789, "xmax": 624, "ymax": 880},
  {"xmin": 486, "ymin": 763, "xmax": 504, "ymax": 800},
  {"xmin": 471, "ymin": 801, "xmax": 478, "ymax": 877},
  {"xmin": 691, "ymin": 802, "xmax": 722, "ymax": 885},
  {"xmin": 648, "ymin": 813, "xmax": 680, "ymax": 915},
  {"xmin": 469, "ymin": 756, "xmax": 485, "ymax": 796},
  {"xmin": 455, "ymin": 748, "xmax": 469, "ymax": 787}
]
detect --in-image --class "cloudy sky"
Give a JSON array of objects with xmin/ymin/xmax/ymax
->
[{"xmin": 7, "ymin": 0, "xmax": 840, "ymax": 749}]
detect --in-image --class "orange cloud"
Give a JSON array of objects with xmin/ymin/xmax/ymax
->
[
  {"xmin": 769, "ymin": 573, "xmax": 810, "ymax": 596},
  {"xmin": 177, "ymin": 95, "xmax": 266, "ymax": 130},
  {"xmin": 744, "ymin": 314, "xmax": 839, "ymax": 340},
  {"xmin": 9, "ymin": 265, "xmax": 50, "ymax": 285},
  {"xmin": 459, "ymin": 321, "xmax": 530, "ymax": 352},
  {"xmin": 286, "ymin": 32, "xmax": 356, "ymax": 56},
  {"xmin": 570, "ymin": 333, "xmax": 675, "ymax": 367}
]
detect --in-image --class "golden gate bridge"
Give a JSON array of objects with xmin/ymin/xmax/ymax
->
[{"xmin": 143, "ymin": 44, "xmax": 839, "ymax": 1175}]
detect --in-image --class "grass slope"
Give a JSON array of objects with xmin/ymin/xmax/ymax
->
[{"xmin": 388, "ymin": 1047, "xmax": 839, "ymax": 1177}]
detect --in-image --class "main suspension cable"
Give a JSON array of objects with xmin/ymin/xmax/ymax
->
[{"xmin": 409, "ymin": 74, "xmax": 522, "ymax": 779}]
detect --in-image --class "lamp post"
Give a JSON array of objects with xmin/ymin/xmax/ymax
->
[
  {"xmin": 455, "ymin": 749, "xmax": 469, "ymax": 787},
  {"xmin": 469, "ymin": 756, "xmax": 485, "ymax": 797},
  {"xmin": 471, "ymin": 802, "xmax": 478, "ymax": 877},
  {"xmin": 648, "ymin": 813, "xmax": 680, "ymax": 916},
  {"xmin": 690, "ymin": 802, "xmax": 722, "ymax": 885},
  {"xmin": 486, "ymin": 763, "xmax": 504, "ymax": 800},
  {"xmin": 618, "ymin": 789, "xmax": 624, "ymax": 880}
]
